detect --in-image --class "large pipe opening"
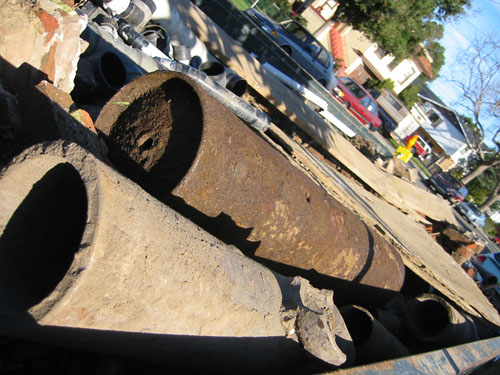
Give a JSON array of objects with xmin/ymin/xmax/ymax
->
[
  {"xmin": 0, "ymin": 163, "xmax": 88, "ymax": 314},
  {"xmin": 100, "ymin": 52, "xmax": 127, "ymax": 90},
  {"xmin": 408, "ymin": 299, "xmax": 449, "ymax": 338},
  {"xmin": 341, "ymin": 306, "xmax": 372, "ymax": 347},
  {"xmin": 105, "ymin": 78, "xmax": 203, "ymax": 199}
]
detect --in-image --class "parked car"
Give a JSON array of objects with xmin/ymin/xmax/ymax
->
[
  {"xmin": 426, "ymin": 172, "xmax": 468, "ymax": 203},
  {"xmin": 405, "ymin": 134, "xmax": 432, "ymax": 160},
  {"xmin": 471, "ymin": 252, "xmax": 500, "ymax": 293},
  {"xmin": 333, "ymin": 77, "xmax": 382, "ymax": 130},
  {"xmin": 456, "ymin": 201, "xmax": 486, "ymax": 227},
  {"xmin": 244, "ymin": 8, "xmax": 337, "ymax": 90}
]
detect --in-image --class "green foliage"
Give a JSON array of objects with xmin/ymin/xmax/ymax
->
[
  {"xmin": 231, "ymin": 0, "xmax": 252, "ymax": 10},
  {"xmin": 335, "ymin": 0, "xmax": 467, "ymax": 62},
  {"xmin": 365, "ymin": 78, "xmax": 395, "ymax": 91},
  {"xmin": 467, "ymin": 167, "xmax": 499, "ymax": 204},
  {"xmin": 460, "ymin": 115, "xmax": 482, "ymax": 138},
  {"xmin": 398, "ymin": 84, "xmax": 421, "ymax": 108},
  {"xmin": 425, "ymin": 41, "xmax": 445, "ymax": 79},
  {"xmin": 450, "ymin": 167, "xmax": 465, "ymax": 180},
  {"xmin": 491, "ymin": 201, "xmax": 500, "ymax": 212},
  {"xmin": 255, "ymin": 0, "xmax": 292, "ymax": 22},
  {"xmin": 483, "ymin": 217, "xmax": 497, "ymax": 237}
]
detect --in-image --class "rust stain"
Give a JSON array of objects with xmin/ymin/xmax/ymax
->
[
  {"xmin": 36, "ymin": 9, "xmax": 59, "ymax": 44},
  {"xmin": 95, "ymin": 72, "xmax": 405, "ymax": 294}
]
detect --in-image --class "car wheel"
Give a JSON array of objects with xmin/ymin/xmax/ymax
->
[
  {"xmin": 343, "ymin": 101, "xmax": 351, "ymax": 110},
  {"xmin": 282, "ymin": 45, "xmax": 292, "ymax": 55}
]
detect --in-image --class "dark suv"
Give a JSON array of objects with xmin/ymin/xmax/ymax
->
[{"xmin": 427, "ymin": 173, "xmax": 468, "ymax": 203}]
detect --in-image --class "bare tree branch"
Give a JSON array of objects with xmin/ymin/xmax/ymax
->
[{"xmin": 444, "ymin": 31, "xmax": 500, "ymax": 154}]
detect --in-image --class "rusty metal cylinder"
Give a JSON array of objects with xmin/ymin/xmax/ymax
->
[
  {"xmin": 95, "ymin": 71, "xmax": 405, "ymax": 295},
  {"xmin": 340, "ymin": 305, "xmax": 410, "ymax": 365},
  {"xmin": 405, "ymin": 293, "xmax": 479, "ymax": 348},
  {"xmin": 0, "ymin": 141, "xmax": 351, "ymax": 371}
]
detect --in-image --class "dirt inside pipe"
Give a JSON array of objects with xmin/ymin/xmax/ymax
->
[
  {"xmin": 0, "ymin": 163, "xmax": 87, "ymax": 314},
  {"xmin": 105, "ymin": 78, "xmax": 203, "ymax": 198}
]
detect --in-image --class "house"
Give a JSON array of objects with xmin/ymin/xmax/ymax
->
[
  {"xmin": 487, "ymin": 209, "xmax": 500, "ymax": 224},
  {"xmin": 299, "ymin": 1, "xmax": 432, "ymax": 94},
  {"xmin": 415, "ymin": 86, "xmax": 477, "ymax": 171},
  {"xmin": 328, "ymin": 22, "xmax": 433, "ymax": 94},
  {"xmin": 298, "ymin": 1, "xmax": 474, "ymax": 171},
  {"xmin": 375, "ymin": 88, "xmax": 420, "ymax": 139}
]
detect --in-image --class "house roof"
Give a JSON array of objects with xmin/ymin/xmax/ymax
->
[
  {"xmin": 329, "ymin": 25, "xmax": 346, "ymax": 76},
  {"xmin": 414, "ymin": 55, "xmax": 434, "ymax": 79}
]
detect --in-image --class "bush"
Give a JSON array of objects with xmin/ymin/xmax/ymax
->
[{"xmin": 365, "ymin": 79, "xmax": 395, "ymax": 91}]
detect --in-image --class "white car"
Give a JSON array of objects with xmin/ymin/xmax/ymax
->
[{"xmin": 456, "ymin": 202, "xmax": 486, "ymax": 227}]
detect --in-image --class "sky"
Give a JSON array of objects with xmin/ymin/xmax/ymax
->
[{"xmin": 429, "ymin": 0, "xmax": 500, "ymax": 147}]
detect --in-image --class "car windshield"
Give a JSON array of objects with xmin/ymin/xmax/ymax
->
[
  {"xmin": 458, "ymin": 187, "xmax": 468, "ymax": 197},
  {"xmin": 359, "ymin": 96, "xmax": 378, "ymax": 114},
  {"xmin": 442, "ymin": 174, "xmax": 462, "ymax": 190},
  {"xmin": 469, "ymin": 203, "xmax": 483, "ymax": 216},
  {"xmin": 340, "ymin": 78, "xmax": 365, "ymax": 99}
]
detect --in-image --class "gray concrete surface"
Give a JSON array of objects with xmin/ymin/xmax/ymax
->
[{"xmin": 0, "ymin": 141, "xmax": 353, "ymax": 371}]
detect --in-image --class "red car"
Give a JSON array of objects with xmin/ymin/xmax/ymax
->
[
  {"xmin": 333, "ymin": 77, "xmax": 382, "ymax": 130},
  {"xmin": 405, "ymin": 134, "xmax": 432, "ymax": 160}
]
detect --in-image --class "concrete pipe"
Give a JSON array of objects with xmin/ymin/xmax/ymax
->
[
  {"xmin": 340, "ymin": 305, "xmax": 410, "ymax": 365},
  {"xmin": 95, "ymin": 71, "xmax": 405, "ymax": 297},
  {"xmin": 405, "ymin": 293, "xmax": 479, "ymax": 349},
  {"xmin": 0, "ymin": 141, "xmax": 352, "ymax": 371},
  {"xmin": 366, "ymin": 306, "xmax": 404, "ymax": 339}
]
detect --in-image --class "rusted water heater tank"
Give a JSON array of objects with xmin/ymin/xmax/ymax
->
[{"xmin": 95, "ymin": 71, "xmax": 405, "ymax": 295}]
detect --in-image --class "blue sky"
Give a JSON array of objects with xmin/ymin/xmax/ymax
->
[{"xmin": 429, "ymin": 0, "xmax": 500, "ymax": 147}]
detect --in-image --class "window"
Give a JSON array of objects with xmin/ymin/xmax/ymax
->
[
  {"xmin": 397, "ymin": 66, "xmax": 416, "ymax": 85},
  {"xmin": 340, "ymin": 78, "xmax": 365, "ymax": 98},
  {"xmin": 360, "ymin": 97, "xmax": 378, "ymax": 114},
  {"xmin": 427, "ymin": 108, "xmax": 443, "ymax": 128},
  {"xmin": 282, "ymin": 21, "xmax": 308, "ymax": 43},
  {"xmin": 386, "ymin": 94, "xmax": 403, "ymax": 112},
  {"xmin": 388, "ymin": 59, "xmax": 399, "ymax": 71},
  {"xmin": 315, "ymin": 48, "xmax": 331, "ymax": 68},
  {"xmin": 375, "ymin": 47, "xmax": 386, "ymax": 59}
]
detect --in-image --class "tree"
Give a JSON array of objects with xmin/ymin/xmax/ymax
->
[
  {"xmin": 364, "ymin": 78, "xmax": 395, "ymax": 91},
  {"xmin": 444, "ymin": 32, "xmax": 500, "ymax": 151},
  {"xmin": 334, "ymin": 0, "xmax": 468, "ymax": 61},
  {"xmin": 467, "ymin": 167, "xmax": 499, "ymax": 204},
  {"xmin": 425, "ymin": 41, "xmax": 445, "ymax": 78},
  {"xmin": 399, "ymin": 84, "xmax": 421, "ymax": 108},
  {"xmin": 445, "ymin": 33, "xmax": 500, "ymax": 210}
]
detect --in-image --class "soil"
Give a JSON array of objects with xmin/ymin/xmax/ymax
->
[{"xmin": 105, "ymin": 78, "xmax": 203, "ymax": 199}]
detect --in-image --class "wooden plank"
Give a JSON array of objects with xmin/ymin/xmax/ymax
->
[
  {"xmin": 175, "ymin": 0, "xmax": 457, "ymax": 225},
  {"xmin": 264, "ymin": 123, "xmax": 500, "ymax": 326}
]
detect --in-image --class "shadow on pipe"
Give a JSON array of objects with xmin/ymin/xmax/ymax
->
[
  {"xmin": 0, "ymin": 317, "xmax": 329, "ymax": 374},
  {"xmin": 0, "ymin": 141, "xmax": 352, "ymax": 372},
  {"xmin": 340, "ymin": 305, "xmax": 410, "ymax": 366},
  {"xmin": 0, "ymin": 163, "xmax": 87, "ymax": 314},
  {"xmin": 405, "ymin": 293, "xmax": 479, "ymax": 351}
]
